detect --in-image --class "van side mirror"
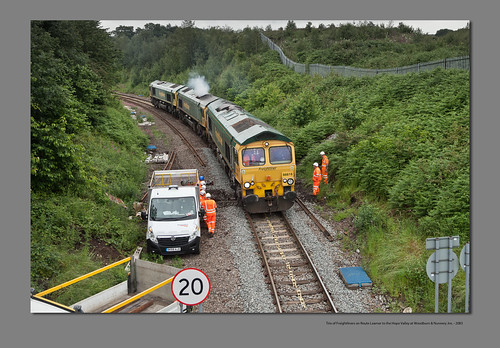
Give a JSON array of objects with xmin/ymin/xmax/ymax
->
[
  {"xmin": 141, "ymin": 211, "xmax": 148, "ymax": 220},
  {"xmin": 199, "ymin": 209, "xmax": 205, "ymax": 218}
]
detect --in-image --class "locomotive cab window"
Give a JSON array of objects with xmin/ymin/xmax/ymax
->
[
  {"xmin": 269, "ymin": 145, "xmax": 292, "ymax": 164},
  {"xmin": 242, "ymin": 148, "xmax": 265, "ymax": 167}
]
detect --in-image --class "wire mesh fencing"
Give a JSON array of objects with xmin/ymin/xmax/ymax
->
[{"xmin": 260, "ymin": 33, "xmax": 470, "ymax": 77}]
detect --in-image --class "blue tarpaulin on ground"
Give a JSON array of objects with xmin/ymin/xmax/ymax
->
[{"xmin": 147, "ymin": 145, "xmax": 157, "ymax": 151}]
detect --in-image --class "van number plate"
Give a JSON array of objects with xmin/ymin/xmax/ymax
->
[{"xmin": 166, "ymin": 247, "xmax": 181, "ymax": 252}]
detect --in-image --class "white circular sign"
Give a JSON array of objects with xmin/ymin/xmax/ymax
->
[
  {"xmin": 426, "ymin": 250, "xmax": 459, "ymax": 284},
  {"xmin": 171, "ymin": 268, "xmax": 211, "ymax": 306}
]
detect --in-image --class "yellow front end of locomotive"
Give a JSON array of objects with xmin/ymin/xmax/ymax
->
[{"xmin": 237, "ymin": 140, "xmax": 297, "ymax": 213}]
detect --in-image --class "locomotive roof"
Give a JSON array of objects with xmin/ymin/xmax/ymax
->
[
  {"xmin": 207, "ymin": 99, "xmax": 292, "ymax": 146},
  {"xmin": 178, "ymin": 87, "xmax": 220, "ymax": 108},
  {"xmin": 150, "ymin": 80, "xmax": 185, "ymax": 93}
]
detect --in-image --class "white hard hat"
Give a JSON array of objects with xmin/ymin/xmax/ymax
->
[
  {"xmin": 200, "ymin": 180, "xmax": 206, "ymax": 186},
  {"xmin": 201, "ymin": 185, "xmax": 206, "ymax": 191},
  {"xmin": 200, "ymin": 190, "xmax": 206, "ymax": 196},
  {"xmin": 313, "ymin": 162, "xmax": 319, "ymax": 167},
  {"xmin": 320, "ymin": 151, "xmax": 325, "ymax": 155},
  {"xmin": 205, "ymin": 193, "xmax": 211, "ymax": 198}
]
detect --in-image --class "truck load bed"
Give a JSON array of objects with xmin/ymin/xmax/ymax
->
[{"xmin": 149, "ymin": 169, "xmax": 199, "ymax": 187}]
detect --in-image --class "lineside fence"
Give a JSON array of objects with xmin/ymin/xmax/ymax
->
[{"xmin": 260, "ymin": 33, "xmax": 470, "ymax": 77}]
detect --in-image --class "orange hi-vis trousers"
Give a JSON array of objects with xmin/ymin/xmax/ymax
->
[
  {"xmin": 321, "ymin": 156, "xmax": 329, "ymax": 184},
  {"xmin": 312, "ymin": 167, "xmax": 321, "ymax": 196},
  {"xmin": 203, "ymin": 199, "xmax": 217, "ymax": 235},
  {"xmin": 206, "ymin": 213, "xmax": 216, "ymax": 235}
]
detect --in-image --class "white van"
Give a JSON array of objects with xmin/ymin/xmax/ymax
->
[{"xmin": 145, "ymin": 170, "xmax": 203, "ymax": 255}]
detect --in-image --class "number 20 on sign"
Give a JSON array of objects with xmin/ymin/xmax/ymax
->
[{"xmin": 171, "ymin": 268, "xmax": 211, "ymax": 306}]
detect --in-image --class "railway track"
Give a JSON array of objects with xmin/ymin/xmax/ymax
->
[
  {"xmin": 116, "ymin": 93, "xmax": 206, "ymax": 167},
  {"xmin": 295, "ymin": 198, "xmax": 335, "ymax": 242},
  {"xmin": 246, "ymin": 211, "xmax": 338, "ymax": 313}
]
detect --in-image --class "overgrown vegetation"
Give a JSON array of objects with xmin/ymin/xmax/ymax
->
[
  {"xmin": 31, "ymin": 20, "xmax": 469, "ymax": 312},
  {"xmin": 266, "ymin": 20, "xmax": 470, "ymax": 68},
  {"xmin": 30, "ymin": 21, "xmax": 149, "ymax": 303}
]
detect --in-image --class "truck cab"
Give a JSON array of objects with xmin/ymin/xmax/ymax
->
[{"xmin": 145, "ymin": 170, "xmax": 203, "ymax": 255}]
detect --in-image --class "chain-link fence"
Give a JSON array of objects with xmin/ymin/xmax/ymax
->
[{"xmin": 260, "ymin": 33, "xmax": 470, "ymax": 77}]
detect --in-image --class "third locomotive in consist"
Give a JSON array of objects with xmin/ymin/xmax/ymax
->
[{"xmin": 149, "ymin": 80, "xmax": 297, "ymax": 213}]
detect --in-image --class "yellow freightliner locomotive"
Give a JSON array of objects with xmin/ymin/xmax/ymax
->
[{"xmin": 149, "ymin": 80, "xmax": 297, "ymax": 213}]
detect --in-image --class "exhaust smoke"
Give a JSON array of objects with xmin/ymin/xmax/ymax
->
[{"xmin": 187, "ymin": 73, "xmax": 210, "ymax": 97}]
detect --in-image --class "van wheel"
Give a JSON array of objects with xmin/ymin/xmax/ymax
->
[{"xmin": 193, "ymin": 241, "xmax": 200, "ymax": 255}]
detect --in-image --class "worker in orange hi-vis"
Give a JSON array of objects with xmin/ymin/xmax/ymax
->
[
  {"xmin": 312, "ymin": 162, "xmax": 321, "ymax": 197},
  {"xmin": 320, "ymin": 151, "xmax": 329, "ymax": 184},
  {"xmin": 243, "ymin": 152, "xmax": 250, "ymax": 166},
  {"xmin": 197, "ymin": 176, "xmax": 205, "ymax": 186},
  {"xmin": 199, "ymin": 188, "xmax": 207, "ymax": 225},
  {"xmin": 202, "ymin": 193, "xmax": 217, "ymax": 238},
  {"xmin": 199, "ymin": 189, "xmax": 207, "ymax": 205}
]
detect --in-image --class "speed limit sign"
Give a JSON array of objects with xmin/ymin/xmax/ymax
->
[{"xmin": 171, "ymin": 268, "xmax": 211, "ymax": 306}]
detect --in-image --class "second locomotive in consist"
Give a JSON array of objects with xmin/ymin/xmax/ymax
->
[{"xmin": 149, "ymin": 80, "xmax": 297, "ymax": 213}]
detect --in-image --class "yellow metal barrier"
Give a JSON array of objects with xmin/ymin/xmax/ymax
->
[
  {"xmin": 36, "ymin": 257, "xmax": 131, "ymax": 297},
  {"xmin": 102, "ymin": 276, "xmax": 174, "ymax": 313},
  {"xmin": 31, "ymin": 295, "xmax": 77, "ymax": 312}
]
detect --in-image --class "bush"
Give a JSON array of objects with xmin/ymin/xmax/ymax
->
[
  {"xmin": 285, "ymin": 90, "xmax": 322, "ymax": 127},
  {"xmin": 354, "ymin": 203, "xmax": 386, "ymax": 233},
  {"xmin": 418, "ymin": 169, "xmax": 470, "ymax": 241}
]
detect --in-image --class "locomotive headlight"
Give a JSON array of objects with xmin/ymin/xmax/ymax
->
[
  {"xmin": 287, "ymin": 178, "xmax": 294, "ymax": 185},
  {"xmin": 283, "ymin": 179, "xmax": 287, "ymax": 183},
  {"xmin": 251, "ymin": 181, "xmax": 255, "ymax": 186},
  {"xmin": 264, "ymin": 142, "xmax": 269, "ymax": 147},
  {"xmin": 244, "ymin": 182, "xmax": 251, "ymax": 189}
]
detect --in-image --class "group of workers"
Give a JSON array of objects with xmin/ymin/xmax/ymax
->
[
  {"xmin": 198, "ymin": 175, "xmax": 217, "ymax": 238},
  {"xmin": 197, "ymin": 152, "xmax": 328, "ymax": 235},
  {"xmin": 312, "ymin": 151, "xmax": 329, "ymax": 197}
]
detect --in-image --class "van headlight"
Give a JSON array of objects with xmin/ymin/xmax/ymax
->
[
  {"xmin": 188, "ymin": 225, "xmax": 199, "ymax": 242},
  {"xmin": 147, "ymin": 227, "xmax": 157, "ymax": 243}
]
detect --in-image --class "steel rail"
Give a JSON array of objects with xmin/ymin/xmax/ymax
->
[
  {"xmin": 245, "ymin": 211, "xmax": 283, "ymax": 313},
  {"xmin": 118, "ymin": 94, "xmax": 206, "ymax": 167},
  {"xmin": 163, "ymin": 150, "xmax": 177, "ymax": 170},
  {"xmin": 279, "ymin": 211, "xmax": 338, "ymax": 313},
  {"xmin": 295, "ymin": 198, "xmax": 334, "ymax": 242}
]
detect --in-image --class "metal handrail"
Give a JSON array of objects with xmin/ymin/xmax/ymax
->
[
  {"xmin": 102, "ymin": 276, "xmax": 174, "ymax": 313},
  {"xmin": 36, "ymin": 257, "xmax": 131, "ymax": 297}
]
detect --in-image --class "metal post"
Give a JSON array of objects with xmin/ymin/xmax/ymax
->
[
  {"xmin": 199, "ymin": 303, "xmax": 203, "ymax": 313},
  {"xmin": 447, "ymin": 237, "xmax": 453, "ymax": 313},
  {"xmin": 435, "ymin": 238, "xmax": 440, "ymax": 313},
  {"xmin": 465, "ymin": 243, "xmax": 470, "ymax": 313}
]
